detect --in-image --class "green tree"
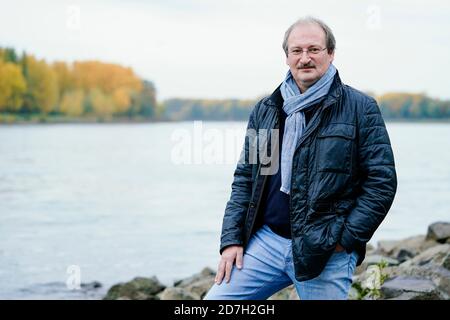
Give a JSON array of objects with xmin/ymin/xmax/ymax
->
[
  {"xmin": 0, "ymin": 47, "xmax": 18, "ymax": 64},
  {"xmin": 130, "ymin": 80, "xmax": 156, "ymax": 118}
]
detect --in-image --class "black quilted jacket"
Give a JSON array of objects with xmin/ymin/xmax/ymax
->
[{"xmin": 219, "ymin": 72, "xmax": 397, "ymax": 281}]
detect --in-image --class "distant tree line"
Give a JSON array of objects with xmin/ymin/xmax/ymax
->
[
  {"xmin": 377, "ymin": 93, "xmax": 450, "ymax": 119},
  {"xmin": 162, "ymin": 98, "xmax": 260, "ymax": 121},
  {"xmin": 0, "ymin": 47, "xmax": 157, "ymax": 121},
  {"xmin": 163, "ymin": 92, "xmax": 450, "ymax": 121},
  {"xmin": 1, "ymin": 46, "xmax": 449, "ymax": 122}
]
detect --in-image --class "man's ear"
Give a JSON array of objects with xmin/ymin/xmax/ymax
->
[{"xmin": 329, "ymin": 51, "xmax": 335, "ymax": 64}]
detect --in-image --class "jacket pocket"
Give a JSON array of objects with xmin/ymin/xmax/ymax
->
[
  {"xmin": 316, "ymin": 123, "xmax": 355, "ymax": 174},
  {"xmin": 303, "ymin": 214, "xmax": 345, "ymax": 253}
]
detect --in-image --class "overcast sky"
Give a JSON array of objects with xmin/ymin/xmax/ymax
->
[{"xmin": 1, "ymin": 0, "xmax": 449, "ymax": 101}]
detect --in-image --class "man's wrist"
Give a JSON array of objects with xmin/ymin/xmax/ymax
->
[{"xmin": 334, "ymin": 243, "xmax": 345, "ymax": 252}]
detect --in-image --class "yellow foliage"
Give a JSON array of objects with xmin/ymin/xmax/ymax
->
[
  {"xmin": 88, "ymin": 88, "xmax": 115, "ymax": 117},
  {"xmin": 59, "ymin": 89, "xmax": 85, "ymax": 116},
  {"xmin": 1, "ymin": 47, "xmax": 155, "ymax": 119},
  {"xmin": 112, "ymin": 88, "xmax": 131, "ymax": 113},
  {"xmin": 0, "ymin": 61, "xmax": 26, "ymax": 111},
  {"xmin": 25, "ymin": 55, "xmax": 59, "ymax": 113},
  {"xmin": 52, "ymin": 61, "xmax": 74, "ymax": 97},
  {"xmin": 72, "ymin": 61, "xmax": 142, "ymax": 94},
  {"xmin": 377, "ymin": 92, "xmax": 424, "ymax": 110}
]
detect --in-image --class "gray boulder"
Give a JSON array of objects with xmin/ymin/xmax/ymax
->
[
  {"xmin": 376, "ymin": 235, "xmax": 437, "ymax": 262},
  {"xmin": 80, "ymin": 281, "xmax": 102, "ymax": 290},
  {"xmin": 184, "ymin": 278, "xmax": 215, "ymax": 299},
  {"xmin": 381, "ymin": 276, "xmax": 443, "ymax": 300},
  {"xmin": 383, "ymin": 264, "xmax": 450, "ymax": 299},
  {"xmin": 426, "ymin": 222, "xmax": 450, "ymax": 243},
  {"xmin": 173, "ymin": 267, "xmax": 215, "ymax": 299},
  {"xmin": 366, "ymin": 243, "xmax": 376, "ymax": 254},
  {"xmin": 396, "ymin": 249, "xmax": 416, "ymax": 263},
  {"xmin": 158, "ymin": 287, "xmax": 199, "ymax": 300},
  {"xmin": 373, "ymin": 243, "xmax": 450, "ymax": 299},
  {"xmin": 174, "ymin": 267, "xmax": 215, "ymax": 288},
  {"xmin": 377, "ymin": 240, "xmax": 401, "ymax": 255},
  {"xmin": 400, "ymin": 244, "xmax": 450, "ymax": 269},
  {"xmin": 103, "ymin": 276, "xmax": 166, "ymax": 300}
]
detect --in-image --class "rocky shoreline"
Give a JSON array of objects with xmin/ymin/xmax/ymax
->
[{"xmin": 103, "ymin": 221, "xmax": 450, "ymax": 300}]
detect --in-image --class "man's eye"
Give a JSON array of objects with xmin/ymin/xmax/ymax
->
[{"xmin": 309, "ymin": 48, "xmax": 320, "ymax": 54}]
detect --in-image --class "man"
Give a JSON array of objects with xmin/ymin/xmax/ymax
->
[{"xmin": 204, "ymin": 16, "xmax": 397, "ymax": 300}]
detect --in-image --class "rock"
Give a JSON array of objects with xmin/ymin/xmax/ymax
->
[
  {"xmin": 367, "ymin": 254, "xmax": 400, "ymax": 266},
  {"xmin": 354, "ymin": 264, "xmax": 366, "ymax": 275},
  {"xmin": 400, "ymin": 244, "xmax": 450, "ymax": 269},
  {"xmin": 174, "ymin": 267, "xmax": 215, "ymax": 288},
  {"xmin": 103, "ymin": 276, "xmax": 166, "ymax": 300},
  {"xmin": 358, "ymin": 254, "xmax": 399, "ymax": 272},
  {"xmin": 426, "ymin": 222, "xmax": 450, "ymax": 243},
  {"xmin": 377, "ymin": 240, "xmax": 400, "ymax": 255},
  {"xmin": 383, "ymin": 263, "xmax": 450, "ymax": 299},
  {"xmin": 354, "ymin": 253, "xmax": 399, "ymax": 275},
  {"xmin": 80, "ymin": 281, "xmax": 102, "ymax": 290},
  {"xmin": 386, "ymin": 291, "xmax": 430, "ymax": 300},
  {"xmin": 396, "ymin": 249, "xmax": 416, "ymax": 263},
  {"xmin": 159, "ymin": 287, "xmax": 199, "ymax": 300},
  {"xmin": 105, "ymin": 221, "xmax": 450, "ymax": 301},
  {"xmin": 366, "ymin": 243, "xmax": 375, "ymax": 254},
  {"xmin": 376, "ymin": 235, "xmax": 437, "ymax": 261},
  {"xmin": 288, "ymin": 288, "xmax": 300, "ymax": 300},
  {"xmin": 172, "ymin": 267, "xmax": 215, "ymax": 299},
  {"xmin": 184, "ymin": 278, "xmax": 215, "ymax": 299},
  {"xmin": 381, "ymin": 276, "xmax": 443, "ymax": 300}
]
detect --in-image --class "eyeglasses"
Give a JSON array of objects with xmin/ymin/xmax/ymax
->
[{"xmin": 288, "ymin": 47, "xmax": 327, "ymax": 56}]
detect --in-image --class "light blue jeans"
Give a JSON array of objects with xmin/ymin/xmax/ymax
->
[{"xmin": 204, "ymin": 224, "xmax": 358, "ymax": 300}]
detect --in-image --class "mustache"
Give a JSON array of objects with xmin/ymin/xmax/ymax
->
[{"xmin": 298, "ymin": 64, "xmax": 315, "ymax": 69}]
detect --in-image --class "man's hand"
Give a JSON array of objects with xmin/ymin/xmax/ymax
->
[
  {"xmin": 334, "ymin": 243, "xmax": 345, "ymax": 252},
  {"xmin": 215, "ymin": 245, "xmax": 244, "ymax": 285}
]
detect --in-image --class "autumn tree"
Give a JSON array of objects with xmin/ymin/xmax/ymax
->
[
  {"xmin": 59, "ymin": 89, "xmax": 85, "ymax": 116},
  {"xmin": 72, "ymin": 61, "xmax": 142, "ymax": 115},
  {"xmin": 87, "ymin": 88, "xmax": 115, "ymax": 118},
  {"xmin": 0, "ymin": 60, "xmax": 27, "ymax": 111},
  {"xmin": 20, "ymin": 54, "xmax": 58, "ymax": 113},
  {"xmin": 52, "ymin": 61, "xmax": 74, "ymax": 103}
]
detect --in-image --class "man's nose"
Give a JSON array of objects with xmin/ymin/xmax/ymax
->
[{"xmin": 299, "ymin": 51, "xmax": 311, "ymax": 65}]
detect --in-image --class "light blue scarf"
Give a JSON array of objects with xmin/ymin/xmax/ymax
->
[{"xmin": 279, "ymin": 64, "xmax": 337, "ymax": 194}]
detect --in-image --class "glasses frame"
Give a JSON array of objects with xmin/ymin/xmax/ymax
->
[{"xmin": 288, "ymin": 47, "xmax": 327, "ymax": 57}]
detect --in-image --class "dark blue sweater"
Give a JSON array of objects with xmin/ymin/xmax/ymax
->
[{"xmin": 259, "ymin": 106, "xmax": 319, "ymax": 239}]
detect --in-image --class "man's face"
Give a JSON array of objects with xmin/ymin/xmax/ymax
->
[{"xmin": 286, "ymin": 23, "xmax": 334, "ymax": 92}]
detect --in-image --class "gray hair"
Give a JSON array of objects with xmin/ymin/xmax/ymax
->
[{"xmin": 282, "ymin": 16, "xmax": 336, "ymax": 56}]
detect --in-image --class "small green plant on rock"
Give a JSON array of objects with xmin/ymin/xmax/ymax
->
[{"xmin": 352, "ymin": 260, "xmax": 389, "ymax": 300}]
